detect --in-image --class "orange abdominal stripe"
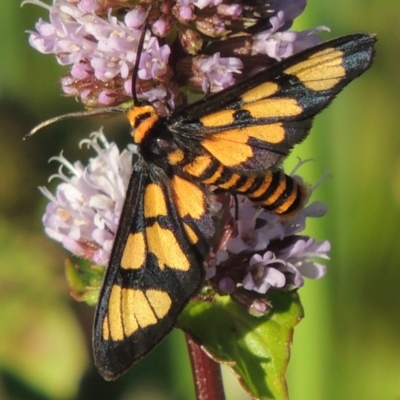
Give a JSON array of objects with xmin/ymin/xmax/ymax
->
[{"xmin": 92, "ymin": 34, "xmax": 376, "ymax": 380}]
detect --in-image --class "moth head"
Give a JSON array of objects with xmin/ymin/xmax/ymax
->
[{"xmin": 127, "ymin": 105, "xmax": 159, "ymax": 145}]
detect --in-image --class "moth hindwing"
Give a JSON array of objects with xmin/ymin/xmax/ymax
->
[{"xmin": 93, "ymin": 33, "xmax": 376, "ymax": 379}]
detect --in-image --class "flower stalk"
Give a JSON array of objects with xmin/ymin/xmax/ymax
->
[{"xmin": 186, "ymin": 334, "xmax": 226, "ymax": 400}]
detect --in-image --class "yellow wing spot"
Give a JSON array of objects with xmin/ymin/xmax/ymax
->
[
  {"xmin": 121, "ymin": 288, "xmax": 139, "ymax": 336},
  {"xmin": 102, "ymin": 315, "xmax": 110, "ymax": 340},
  {"xmin": 171, "ymin": 176, "xmax": 206, "ymax": 219},
  {"xmin": 242, "ymin": 98, "xmax": 302, "ymax": 119},
  {"xmin": 217, "ymin": 173, "xmax": 241, "ymax": 189},
  {"xmin": 202, "ymin": 131, "xmax": 253, "ymax": 167},
  {"xmin": 121, "ymin": 232, "xmax": 146, "ymax": 270},
  {"xmin": 108, "ymin": 285, "xmax": 124, "ymax": 341},
  {"xmin": 246, "ymin": 124, "xmax": 285, "ymax": 144},
  {"xmin": 284, "ymin": 49, "xmax": 345, "ymax": 91},
  {"xmin": 183, "ymin": 155, "xmax": 213, "ymax": 178},
  {"xmin": 145, "ymin": 290, "xmax": 172, "ymax": 319},
  {"xmin": 168, "ymin": 149, "xmax": 185, "ymax": 165},
  {"xmin": 130, "ymin": 289, "xmax": 158, "ymax": 329},
  {"xmin": 241, "ymin": 81, "xmax": 279, "ymax": 102},
  {"xmin": 144, "ymin": 183, "xmax": 168, "ymax": 218},
  {"xmin": 146, "ymin": 222, "xmax": 190, "ymax": 271},
  {"xmin": 200, "ymin": 109, "xmax": 236, "ymax": 127},
  {"xmin": 183, "ymin": 222, "xmax": 199, "ymax": 245}
]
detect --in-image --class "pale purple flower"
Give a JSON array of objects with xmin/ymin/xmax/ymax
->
[
  {"xmin": 243, "ymin": 252, "xmax": 286, "ymax": 294},
  {"xmin": 252, "ymin": 11, "xmax": 328, "ymax": 60},
  {"xmin": 178, "ymin": 6, "xmax": 193, "ymax": 21},
  {"xmin": 77, "ymin": 0, "xmax": 101, "ymax": 13},
  {"xmin": 40, "ymin": 130, "xmax": 133, "ymax": 266},
  {"xmin": 225, "ymin": 199, "xmax": 284, "ymax": 254},
  {"xmin": 277, "ymin": 238, "xmax": 330, "ymax": 289},
  {"xmin": 138, "ymin": 37, "xmax": 171, "ymax": 80},
  {"xmin": 70, "ymin": 62, "xmax": 91, "ymax": 80},
  {"xmin": 98, "ymin": 90, "xmax": 114, "ymax": 105},
  {"xmin": 195, "ymin": 53, "xmax": 243, "ymax": 92},
  {"xmin": 153, "ymin": 18, "xmax": 169, "ymax": 37},
  {"xmin": 125, "ymin": 8, "xmax": 146, "ymax": 29}
]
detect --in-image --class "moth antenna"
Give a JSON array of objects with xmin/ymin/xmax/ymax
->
[
  {"xmin": 24, "ymin": 107, "xmax": 124, "ymax": 140},
  {"xmin": 26, "ymin": 7, "xmax": 152, "ymax": 140},
  {"xmin": 131, "ymin": 5, "xmax": 152, "ymax": 106}
]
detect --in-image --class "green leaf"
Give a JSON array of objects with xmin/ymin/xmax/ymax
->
[{"xmin": 179, "ymin": 291, "xmax": 303, "ymax": 400}]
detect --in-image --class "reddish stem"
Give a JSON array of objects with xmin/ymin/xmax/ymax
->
[{"xmin": 185, "ymin": 334, "xmax": 226, "ymax": 400}]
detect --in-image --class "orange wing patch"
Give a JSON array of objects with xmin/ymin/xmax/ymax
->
[
  {"xmin": 201, "ymin": 123, "xmax": 286, "ymax": 168},
  {"xmin": 146, "ymin": 222, "xmax": 190, "ymax": 271},
  {"xmin": 242, "ymin": 98, "xmax": 302, "ymax": 119},
  {"xmin": 171, "ymin": 175, "xmax": 207, "ymax": 219},
  {"xmin": 201, "ymin": 131, "xmax": 253, "ymax": 167},
  {"xmin": 241, "ymin": 81, "xmax": 279, "ymax": 102},
  {"xmin": 144, "ymin": 183, "xmax": 168, "ymax": 217},
  {"xmin": 121, "ymin": 232, "xmax": 146, "ymax": 270},
  {"xmin": 200, "ymin": 109, "xmax": 236, "ymax": 127}
]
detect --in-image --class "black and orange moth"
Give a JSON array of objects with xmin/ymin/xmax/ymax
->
[{"xmin": 88, "ymin": 33, "xmax": 376, "ymax": 380}]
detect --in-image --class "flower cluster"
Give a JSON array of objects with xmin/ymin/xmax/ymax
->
[
  {"xmin": 24, "ymin": 0, "xmax": 326, "ymax": 112},
  {"xmin": 209, "ymin": 196, "xmax": 329, "ymax": 296},
  {"xmin": 40, "ymin": 131, "xmax": 329, "ymax": 305},
  {"xmin": 39, "ymin": 131, "xmax": 133, "ymax": 266}
]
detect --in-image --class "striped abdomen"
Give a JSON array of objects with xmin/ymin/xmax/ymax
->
[{"xmin": 180, "ymin": 154, "xmax": 306, "ymax": 217}]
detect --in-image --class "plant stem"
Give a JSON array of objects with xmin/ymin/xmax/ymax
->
[{"xmin": 186, "ymin": 334, "xmax": 226, "ymax": 400}]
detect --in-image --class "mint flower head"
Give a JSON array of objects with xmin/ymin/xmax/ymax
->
[
  {"xmin": 24, "ymin": 0, "xmax": 326, "ymax": 112},
  {"xmin": 40, "ymin": 131, "xmax": 134, "ymax": 266}
]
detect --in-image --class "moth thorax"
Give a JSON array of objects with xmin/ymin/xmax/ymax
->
[{"xmin": 127, "ymin": 105, "xmax": 159, "ymax": 145}]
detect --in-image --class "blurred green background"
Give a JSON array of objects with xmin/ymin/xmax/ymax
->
[{"xmin": 0, "ymin": 0, "xmax": 399, "ymax": 399}]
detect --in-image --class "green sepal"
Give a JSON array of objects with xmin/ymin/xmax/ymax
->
[{"xmin": 65, "ymin": 259, "xmax": 103, "ymax": 306}]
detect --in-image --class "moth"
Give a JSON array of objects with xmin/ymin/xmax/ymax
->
[{"xmin": 90, "ymin": 33, "xmax": 375, "ymax": 379}]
